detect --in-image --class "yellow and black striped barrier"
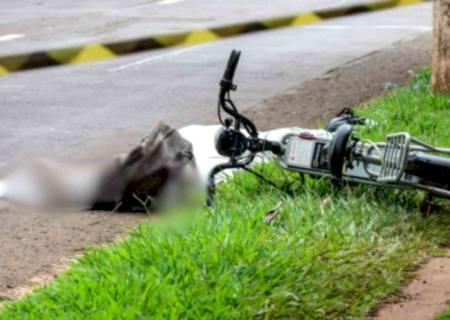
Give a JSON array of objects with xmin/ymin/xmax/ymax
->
[{"xmin": 0, "ymin": 0, "xmax": 429, "ymax": 76}]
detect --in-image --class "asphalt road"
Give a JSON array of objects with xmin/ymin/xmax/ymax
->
[
  {"xmin": 0, "ymin": 2, "xmax": 432, "ymax": 163},
  {"xmin": 1, "ymin": 0, "xmax": 383, "ymax": 55}
]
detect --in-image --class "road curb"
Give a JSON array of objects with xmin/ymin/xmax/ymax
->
[{"xmin": 0, "ymin": 0, "xmax": 429, "ymax": 76}]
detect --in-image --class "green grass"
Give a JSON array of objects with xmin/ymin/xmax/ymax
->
[
  {"xmin": 438, "ymin": 307, "xmax": 450, "ymax": 320},
  {"xmin": 357, "ymin": 68, "xmax": 450, "ymax": 145},
  {"xmin": 2, "ymin": 68, "xmax": 450, "ymax": 319},
  {"xmin": 438, "ymin": 308, "xmax": 450, "ymax": 320}
]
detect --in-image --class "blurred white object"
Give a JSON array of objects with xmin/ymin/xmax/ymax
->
[
  {"xmin": 0, "ymin": 159, "xmax": 108, "ymax": 210},
  {"xmin": 0, "ymin": 124, "xmax": 318, "ymax": 211},
  {"xmin": 0, "ymin": 122, "xmax": 198, "ymax": 211}
]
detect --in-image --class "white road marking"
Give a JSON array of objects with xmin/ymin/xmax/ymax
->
[
  {"xmin": 303, "ymin": 25, "xmax": 432, "ymax": 31},
  {"xmin": 108, "ymin": 45, "xmax": 206, "ymax": 72},
  {"xmin": 157, "ymin": 0, "xmax": 186, "ymax": 5},
  {"xmin": 0, "ymin": 34, "xmax": 24, "ymax": 42},
  {"xmin": 108, "ymin": 24, "xmax": 428, "ymax": 72},
  {"xmin": 0, "ymin": 181, "xmax": 6, "ymax": 198}
]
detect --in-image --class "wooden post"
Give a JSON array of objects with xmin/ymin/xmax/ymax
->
[{"xmin": 432, "ymin": 0, "xmax": 450, "ymax": 93}]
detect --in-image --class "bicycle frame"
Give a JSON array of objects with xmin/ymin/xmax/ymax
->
[{"xmin": 207, "ymin": 50, "xmax": 450, "ymax": 204}]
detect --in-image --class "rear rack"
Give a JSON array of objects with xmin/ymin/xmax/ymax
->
[{"xmin": 378, "ymin": 133, "xmax": 410, "ymax": 183}]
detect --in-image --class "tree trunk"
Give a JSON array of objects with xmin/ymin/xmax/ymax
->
[{"xmin": 432, "ymin": 0, "xmax": 450, "ymax": 93}]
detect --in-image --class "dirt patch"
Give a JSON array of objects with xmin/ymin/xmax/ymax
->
[
  {"xmin": 247, "ymin": 33, "xmax": 432, "ymax": 130},
  {"xmin": 0, "ymin": 203, "xmax": 145, "ymax": 300},
  {"xmin": 373, "ymin": 250, "xmax": 450, "ymax": 320},
  {"xmin": 0, "ymin": 32, "xmax": 433, "ymax": 302}
]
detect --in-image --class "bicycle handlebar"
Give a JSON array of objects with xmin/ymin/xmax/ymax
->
[
  {"xmin": 220, "ymin": 50, "xmax": 241, "ymax": 99},
  {"xmin": 406, "ymin": 153, "xmax": 450, "ymax": 185}
]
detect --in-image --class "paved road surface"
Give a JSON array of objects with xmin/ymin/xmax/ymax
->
[
  {"xmin": 0, "ymin": 2, "xmax": 431, "ymax": 164},
  {"xmin": 1, "ymin": 0, "xmax": 381, "ymax": 54}
]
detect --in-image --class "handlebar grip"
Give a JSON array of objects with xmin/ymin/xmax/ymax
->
[
  {"xmin": 221, "ymin": 50, "xmax": 241, "ymax": 90},
  {"xmin": 406, "ymin": 153, "xmax": 450, "ymax": 184}
]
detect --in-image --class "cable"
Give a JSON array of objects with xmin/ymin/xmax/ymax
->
[
  {"xmin": 360, "ymin": 140, "xmax": 384, "ymax": 166},
  {"xmin": 360, "ymin": 139, "xmax": 384, "ymax": 178},
  {"xmin": 243, "ymin": 167, "xmax": 283, "ymax": 191}
]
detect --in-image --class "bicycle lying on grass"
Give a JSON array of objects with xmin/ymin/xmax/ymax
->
[{"xmin": 207, "ymin": 50, "xmax": 450, "ymax": 205}]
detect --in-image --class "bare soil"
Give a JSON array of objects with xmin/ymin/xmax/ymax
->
[
  {"xmin": 0, "ymin": 204, "xmax": 144, "ymax": 300},
  {"xmin": 0, "ymin": 32, "xmax": 439, "ymax": 316},
  {"xmin": 247, "ymin": 33, "xmax": 432, "ymax": 130},
  {"xmin": 374, "ymin": 250, "xmax": 450, "ymax": 320}
]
